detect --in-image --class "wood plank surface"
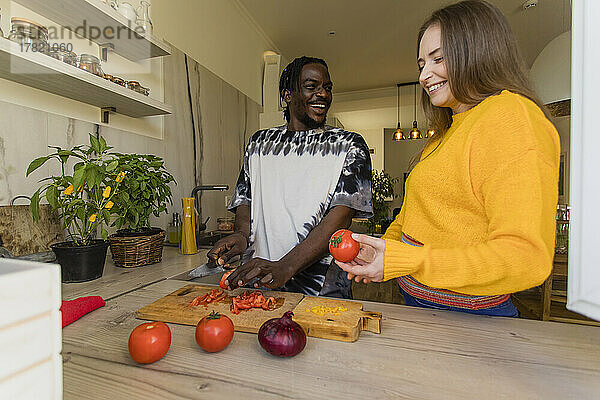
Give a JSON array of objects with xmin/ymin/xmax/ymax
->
[
  {"xmin": 136, "ymin": 284, "xmax": 304, "ymax": 333},
  {"xmin": 62, "ymin": 279, "xmax": 600, "ymax": 400},
  {"xmin": 61, "ymin": 247, "xmax": 210, "ymax": 301}
]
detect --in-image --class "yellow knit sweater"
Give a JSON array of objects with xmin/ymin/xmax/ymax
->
[{"xmin": 383, "ymin": 90, "xmax": 560, "ymax": 296}]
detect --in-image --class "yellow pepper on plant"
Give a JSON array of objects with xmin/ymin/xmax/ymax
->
[{"xmin": 26, "ymin": 133, "xmax": 122, "ymax": 245}]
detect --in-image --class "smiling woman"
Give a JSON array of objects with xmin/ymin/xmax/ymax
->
[{"xmin": 335, "ymin": 0, "xmax": 561, "ymax": 318}]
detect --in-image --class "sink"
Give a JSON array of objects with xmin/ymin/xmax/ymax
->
[{"xmin": 196, "ymin": 231, "xmax": 231, "ymax": 248}]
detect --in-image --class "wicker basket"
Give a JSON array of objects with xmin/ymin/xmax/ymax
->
[{"xmin": 108, "ymin": 229, "xmax": 166, "ymax": 268}]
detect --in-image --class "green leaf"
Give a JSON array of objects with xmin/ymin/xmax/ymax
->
[
  {"xmin": 76, "ymin": 206, "xmax": 85, "ymax": 222},
  {"xmin": 102, "ymin": 209, "xmax": 111, "ymax": 224},
  {"xmin": 99, "ymin": 136, "xmax": 107, "ymax": 153},
  {"xmin": 86, "ymin": 165, "xmax": 98, "ymax": 189},
  {"xmin": 26, "ymin": 156, "xmax": 50, "ymax": 176},
  {"xmin": 101, "ymin": 226, "xmax": 108, "ymax": 240},
  {"xmin": 30, "ymin": 189, "xmax": 40, "ymax": 221},
  {"xmin": 46, "ymin": 185, "xmax": 59, "ymax": 209},
  {"xmin": 73, "ymin": 166, "xmax": 85, "ymax": 192},
  {"xmin": 89, "ymin": 134, "xmax": 101, "ymax": 154},
  {"xmin": 106, "ymin": 160, "xmax": 118, "ymax": 172}
]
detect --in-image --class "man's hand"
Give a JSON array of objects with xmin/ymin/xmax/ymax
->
[
  {"xmin": 206, "ymin": 231, "xmax": 247, "ymax": 266},
  {"xmin": 223, "ymin": 258, "xmax": 295, "ymax": 290}
]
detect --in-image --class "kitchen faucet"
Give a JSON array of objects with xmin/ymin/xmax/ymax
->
[{"xmin": 190, "ymin": 184, "xmax": 229, "ymax": 236}]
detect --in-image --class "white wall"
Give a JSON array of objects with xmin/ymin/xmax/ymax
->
[
  {"xmin": 530, "ymin": 31, "xmax": 571, "ymax": 104},
  {"xmin": 332, "ymin": 85, "xmax": 427, "ymax": 175},
  {"xmin": 359, "ymin": 128, "xmax": 384, "ymax": 172},
  {"xmin": 153, "ymin": 0, "xmax": 278, "ymax": 106}
]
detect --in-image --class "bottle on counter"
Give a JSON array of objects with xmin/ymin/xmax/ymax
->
[
  {"xmin": 180, "ymin": 198, "xmax": 197, "ymax": 255},
  {"xmin": 167, "ymin": 212, "xmax": 181, "ymax": 245}
]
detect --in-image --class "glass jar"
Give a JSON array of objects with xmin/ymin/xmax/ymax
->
[
  {"xmin": 111, "ymin": 76, "xmax": 126, "ymax": 87},
  {"xmin": 47, "ymin": 47, "xmax": 78, "ymax": 66},
  {"xmin": 126, "ymin": 80, "xmax": 150, "ymax": 96},
  {"xmin": 126, "ymin": 80, "xmax": 140, "ymax": 91},
  {"xmin": 217, "ymin": 217, "xmax": 234, "ymax": 232},
  {"xmin": 78, "ymin": 54, "xmax": 104, "ymax": 77},
  {"xmin": 8, "ymin": 17, "xmax": 49, "ymax": 53},
  {"xmin": 138, "ymin": 84, "xmax": 150, "ymax": 96}
]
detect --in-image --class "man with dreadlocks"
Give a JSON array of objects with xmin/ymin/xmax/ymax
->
[{"xmin": 207, "ymin": 56, "xmax": 372, "ymax": 297}]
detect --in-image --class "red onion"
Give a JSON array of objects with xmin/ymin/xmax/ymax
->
[{"xmin": 258, "ymin": 311, "xmax": 306, "ymax": 357}]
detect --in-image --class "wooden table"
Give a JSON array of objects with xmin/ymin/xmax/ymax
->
[
  {"xmin": 62, "ymin": 279, "xmax": 600, "ymax": 399},
  {"xmin": 61, "ymin": 247, "xmax": 210, "ymax": 300}
]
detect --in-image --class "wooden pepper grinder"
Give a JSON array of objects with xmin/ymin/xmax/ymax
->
[{"xmin": 180, "ymin": 198, "xmax": 197, "ymax": 254}]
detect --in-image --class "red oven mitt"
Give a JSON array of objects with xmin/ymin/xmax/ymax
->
[{"xmin": 60, "ymin": 296, "xmax": 106, "ymax": 327}]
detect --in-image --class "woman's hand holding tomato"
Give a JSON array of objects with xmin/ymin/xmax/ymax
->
[
  {"xmin": 334, "ymin": 233, "xmax": 386, "ymax": 283},
  {"xmin": 328, "ymin": 229, "xmax": 360, "ymax": 263},
  {"xmin": 195, "ymin": 311, "xmax": 234, "ymax": 352},
  {"xmin": 128, "ymin": 321, "xmax": 171, "ymax": 364}
]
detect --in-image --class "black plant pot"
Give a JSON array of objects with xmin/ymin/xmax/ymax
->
[{"xmin": 51, "ymin": 240, "xmax": 109, "ymax": 283}]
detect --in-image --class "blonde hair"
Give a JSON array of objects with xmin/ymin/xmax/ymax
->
[{"xmin": 417, "ymin": 0, "xmax": 551, "ymax": 142}]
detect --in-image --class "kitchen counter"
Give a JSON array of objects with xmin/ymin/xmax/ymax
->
[
  {"xmin": 62, "ymin": 278, "xmax": 600, "ymax": 400},
  {"xmin": 61, "ymin": 247, "xmax": 210, "ymax": 301}
]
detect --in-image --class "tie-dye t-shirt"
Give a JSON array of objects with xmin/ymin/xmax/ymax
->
[{"xmin": 228, "ymin": 125, "xmax": 373, "ymax": 295}]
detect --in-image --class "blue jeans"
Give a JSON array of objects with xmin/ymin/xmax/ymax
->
[{"xmin": 398, "ymin": 285, "xmax": 519, "ymax": 317}]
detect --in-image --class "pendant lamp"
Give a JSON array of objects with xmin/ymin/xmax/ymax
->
[
  {"xmin": 392, "ymin": 83, "xmax": 404, "ymax": 141},
  {"xmin": 409, "ymin": 84, "xmax": 422, "ymax": 139}
]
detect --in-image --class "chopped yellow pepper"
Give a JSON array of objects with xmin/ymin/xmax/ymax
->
[{"xmin": 306, "ymin": 305, "xmax": 348, "ymax": 316}]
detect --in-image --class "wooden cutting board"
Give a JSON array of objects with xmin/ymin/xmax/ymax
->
[
  {"xmin": 0, "ymin": 205, "xmax": 63, "ymax": 257},
  {"xmin": 136, "ymin": 283, "xmax": 382, "ymax": 342},
  {"xmin": 136, "ymin": 284, "xmax": 304, "ymax": 334},
  {"xmin": 293, "ymin": 296, "xmax": 382, "ymax": 342}
]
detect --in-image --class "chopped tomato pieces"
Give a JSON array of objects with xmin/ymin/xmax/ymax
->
[
  {"xmin": 230, "ymin": 290, "xmax": 276, "ymax": 314},
  {"xmin": 189, "ymin": 289, "xmax": 225, "ymax": 308}
]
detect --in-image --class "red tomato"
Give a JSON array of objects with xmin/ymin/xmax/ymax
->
[
  {"xmin": 128, "ymin": 321, "xmax": 171, "ymax": 364},
  {"xmin": 195, "ymin": 311, "xmax": 234, "ymax": 352},
  {"xmin": 329, "ymin": 229, "xmax": 359, "ymax": 263},
  {"xmin": 220, "ymin": 269, "xmax": 235, "ymax": 290}
]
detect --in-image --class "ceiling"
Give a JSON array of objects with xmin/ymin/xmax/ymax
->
[{"xmin": 238, "ymin": 0, "xmax": 571, "ymax": 94}]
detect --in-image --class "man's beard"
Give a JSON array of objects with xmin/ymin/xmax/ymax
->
[{"xmin": 299, "ymin": 111, "xmax": 326, "ymax": 129}]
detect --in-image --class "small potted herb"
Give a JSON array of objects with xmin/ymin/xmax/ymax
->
[
  {"xmin": 108, "ymin": 153, "xmax": 176, "ymax": 267},
  {"xmin": 27, "ymin": 134, "xmax": 123, "ymax": 282}
]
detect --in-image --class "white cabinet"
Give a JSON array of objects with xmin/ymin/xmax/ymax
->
[{"xmin": 0, "ymin": 258, "xmax": 62, "ymax": 400}]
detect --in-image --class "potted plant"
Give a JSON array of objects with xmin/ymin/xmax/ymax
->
[
  {"xmin": 27, "ymin": 134, "xmax": 123, "ymax": 282},
  {"xmin": 365, "ymin": 170, "xmax": 399, "ymax": 234},
  {"xmin": 107, "ymin": 153, "xmax": 176, "ymax": 268}
]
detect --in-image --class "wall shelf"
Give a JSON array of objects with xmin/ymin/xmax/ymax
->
[
  {"xmin": 12, "ymin": 0, "xmax": 171, "ymax": 61},
  {"xmin": 0, "ymin": 37, "xmax": 172, "ymax": 118}
]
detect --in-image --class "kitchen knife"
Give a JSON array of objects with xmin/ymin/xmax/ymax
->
[
  {"xmin": 187, "ymin": 256, "xmax": 239, "ymax": 279},
  {"xmin": 188, "ymin": 259, "xmax": 225, "ymax": 279}
]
